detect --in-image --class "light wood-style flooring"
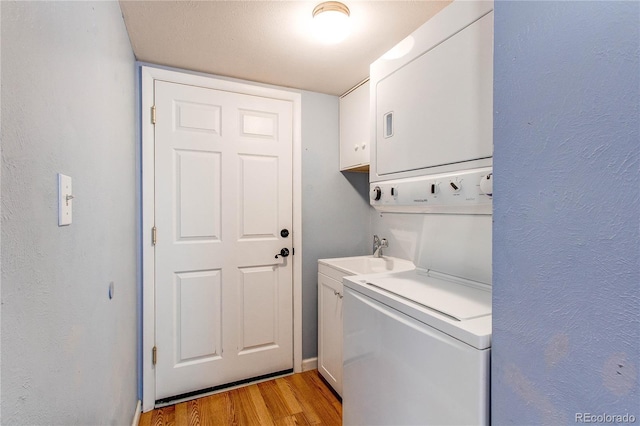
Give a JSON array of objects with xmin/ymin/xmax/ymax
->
[{"xmin": 139, "ymin": 370, "xmax": 342, "ymax": 426}]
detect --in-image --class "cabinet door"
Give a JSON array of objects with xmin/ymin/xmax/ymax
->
[
  {"xmin": 318, "ymin": 272, "xmax": 343, "ymax": 396},
  {"xmin": 339, "ymin": 81, "xmax": 370, "ymax": 171}
]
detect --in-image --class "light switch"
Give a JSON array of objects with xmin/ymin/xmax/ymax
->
[{"xmin": 58, "ymin": 174, "xmax": 73, "ymax": 226}]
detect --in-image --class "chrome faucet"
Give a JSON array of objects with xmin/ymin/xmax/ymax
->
[{"xmin": 372, "ymin": 235, "xmax": 388, "ymax": 258}]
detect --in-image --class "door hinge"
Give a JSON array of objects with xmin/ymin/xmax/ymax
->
[
  {"xmin": 152, "ymin": 226, "xmax": 157, "ymax": 246},
  {"xmin": 152, "ymin": 346, "xmax": 157, "ymax": 365},
  {"xmin": 151, "ymin": 105, "xmax": 156, "ymax": 124}
]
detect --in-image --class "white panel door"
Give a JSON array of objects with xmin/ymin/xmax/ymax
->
[{"xmin": 154, "ymin": 80, "xmax": 293, "ymax": 401}]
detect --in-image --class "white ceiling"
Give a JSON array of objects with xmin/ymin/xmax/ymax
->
[{"xmin": 119, "ymin": 1, "xmax": 451, "ymax": 96}]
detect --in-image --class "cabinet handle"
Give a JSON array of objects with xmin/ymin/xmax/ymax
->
[{"xmin": 334, "ymin": 290, "xmax": 343, "ymax": 299}]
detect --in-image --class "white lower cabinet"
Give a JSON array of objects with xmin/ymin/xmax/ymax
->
[
  {"xmin": 317, "ymin": 256, "xmax": 416, "ymax": 397},
  {"xmin": 317, "ymin": 263, "xmax": 348, "ymax": 396}
]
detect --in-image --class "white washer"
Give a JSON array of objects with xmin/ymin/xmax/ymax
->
[
  {"xmin": 343, "ymin": 214, "xmax": 492, "ymax": 425},
  {"xmin": 343, "ymin": 270, "xmax": 491, "ymax": 425}
]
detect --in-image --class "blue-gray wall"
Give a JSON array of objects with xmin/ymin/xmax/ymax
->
[
  {"xmin": 492, "ymin": 1, "xmax": 640, "ymax": 423},
  {"xmin": 301, "ymin": 92, "xmax": 371, "ymax": 359},
  {"xmin": 1, "ymin": 2, "xmax": 138, "ymax": 424}
]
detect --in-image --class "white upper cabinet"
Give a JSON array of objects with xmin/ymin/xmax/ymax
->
[{"xmin": 339, "ymin": 80, "xmax": 370, "ymax": 172}]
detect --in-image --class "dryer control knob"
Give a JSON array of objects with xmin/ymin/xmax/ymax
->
[
  {"xmin": 370, "ymin": 186, "xmax": 382, "ymax": 201},
  {"xmin": 479, "ymin": 173, "xmax": 493, "ymax": 196}
]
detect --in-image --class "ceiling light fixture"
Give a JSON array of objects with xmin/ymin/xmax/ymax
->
[{"xmin": 312, "ymin": 1, "xmax": 351, "ymax": 44}]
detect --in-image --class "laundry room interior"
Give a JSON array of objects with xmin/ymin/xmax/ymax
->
[{"xmin": 1, "ymin": 1, "xmax": 637, "ymax": 425}]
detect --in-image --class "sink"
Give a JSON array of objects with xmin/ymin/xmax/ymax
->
[{"xmin": 318, "ymin": 255, "xmax": 415, "ymax": 276}]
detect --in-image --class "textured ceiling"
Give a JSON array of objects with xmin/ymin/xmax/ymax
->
[{"xmin": 119, "ymin": 1, "xmax": 451, "ymax": 96}]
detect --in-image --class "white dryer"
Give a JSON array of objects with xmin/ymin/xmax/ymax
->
[
  {"xmin": 369, "ymin": 0, "xmax": 494, "ymax": 184},
  {"xmin": 343, "ymin": 215, "xmax": 492, "ymax": 425},
  {"xmin": 367, "ymin": 0, "xmax": 494, "ymax": 215}
]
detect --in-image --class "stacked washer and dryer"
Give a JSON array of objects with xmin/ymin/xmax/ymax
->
[{"xmin": 343, "ymin": 1, "xmax": 494, "ymax": 425}]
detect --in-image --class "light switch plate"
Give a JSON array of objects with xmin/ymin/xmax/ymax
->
[{"xmin": 58, "ymin": 173, "xmax": 72, "ymax": 226}]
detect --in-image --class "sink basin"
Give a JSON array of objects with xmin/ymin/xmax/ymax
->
[{"xmin": 319, "ymin": 255, "xmax": 415, "ymax": 276}]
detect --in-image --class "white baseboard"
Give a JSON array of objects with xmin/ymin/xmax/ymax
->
[
  {"xmin": 131, "ymin": 400, "xmax": 142, "ymax": 426},
  {"xmin": 302, "ymin": 357, "xmax": 318, "ymax": 372}
]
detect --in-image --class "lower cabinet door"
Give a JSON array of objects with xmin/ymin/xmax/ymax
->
[{"xmin": 318, "ymin": 272, "xmax": 343, "ymax": 396}]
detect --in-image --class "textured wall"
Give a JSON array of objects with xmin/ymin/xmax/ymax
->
[
  {"xmin": 492, "ymin": 1, "xmax": 640, "ymax": 423},
  {"xmin": 301, "ymin": 92, "xmax": 371, "ymax": 359},
  {"xmin": 1, "ymin": 2, "xmax": 138, "ymax": 424}
]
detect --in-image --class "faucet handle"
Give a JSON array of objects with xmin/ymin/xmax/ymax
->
[{"xmin": 380, "ymin": 238, "xmax": 388, "ymax": 248}]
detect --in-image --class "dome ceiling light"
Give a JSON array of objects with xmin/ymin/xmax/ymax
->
[{"xmin": 312, "ymin": 1, "xmax": 351, "ymax": 44}]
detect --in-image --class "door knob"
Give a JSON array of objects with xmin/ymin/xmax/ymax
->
[
  {"xmin": 281, "ymin": 229, "xmax": 289, "ymax": 238},
  {"xmin": 275, "ymin": 248, "xmax": 290, "ymax": 259}
]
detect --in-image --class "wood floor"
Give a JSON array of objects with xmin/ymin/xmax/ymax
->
[{"xmin": 139, "ymin": 370, "xmax": 342, "ymax": 426}]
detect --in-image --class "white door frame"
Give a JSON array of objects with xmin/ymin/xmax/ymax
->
[{"xmin": 139, "ymin": 65, "xmax": 303, "ymax": 412}]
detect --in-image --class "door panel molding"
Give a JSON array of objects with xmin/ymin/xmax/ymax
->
[
  {"xmin": 140, "ymin": 65, "xmax": 302, "ymax": 412},
  {"xmin": 175, "ymin": 269, "xmax": 222, "ymax": 363},
  {"xmin": 175, "ymin": 149, "xmax": 222, "ymax": 241}
]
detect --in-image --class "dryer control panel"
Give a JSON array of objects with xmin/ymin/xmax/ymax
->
[{"xmin": 370, "ymin": 167, "xmax": 493, "ymax": 214}]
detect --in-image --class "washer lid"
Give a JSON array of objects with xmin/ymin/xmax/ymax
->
[{"xmin": 366, "ymin": 271, "xmax": 491, "ymax": 321}]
